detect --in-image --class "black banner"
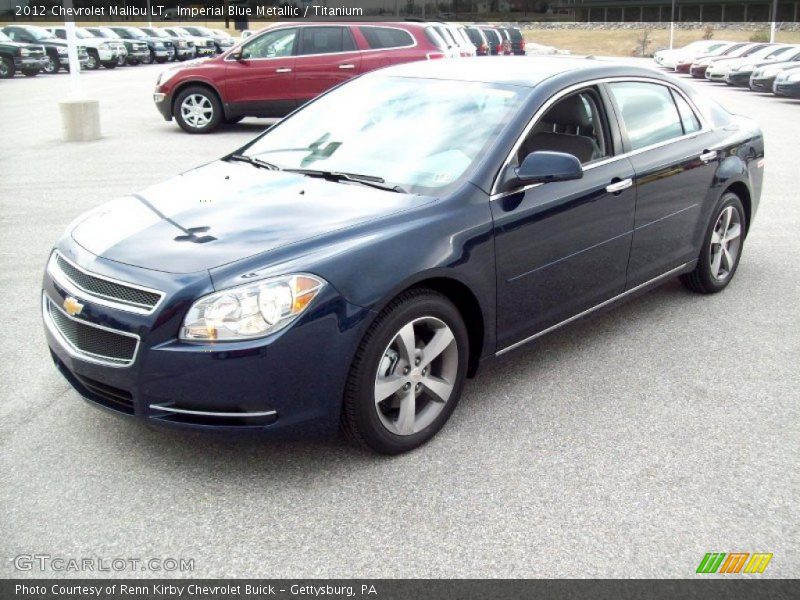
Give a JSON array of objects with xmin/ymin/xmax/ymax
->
[
  {"xmin": 2, "ymin": 580, "xmax": 800, "ymax": 600},
  {"xmin": 2, "ymin": 0, "xmax": 799, "ymax": 23}
]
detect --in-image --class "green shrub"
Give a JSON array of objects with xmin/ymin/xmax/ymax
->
[{"xmin": 749, "ymin": 31, "xmax": 770, "ymax": 42}]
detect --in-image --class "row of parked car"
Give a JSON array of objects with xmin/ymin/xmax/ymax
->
[
  {"xmin": 0, "ymin": 23, "xmax": 235, "ymax": 78},
  {"xmin": 654, "ymin": 39, "xmax": 800, "ymax": 98}
]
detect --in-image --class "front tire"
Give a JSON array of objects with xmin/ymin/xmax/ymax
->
[
  {"xmin": 85, "ymin": 50, "xmax": 99, "ymax": 70},
  {"xmin": 0, "ymin": 56, "xmax": 15, "ymax": 78},
  {"xmin": 101, "ymin": 61, "xmax": 117, "ymax": 69},
  {"xmin": 22, "ymin": 67, "xmax": 39, "ymax": 77},
  {"xmin": 341, "ymin": 289, "xmax": 469, "ymax": 454},
  {"xmin": 43, "ymin": 54, "xmax": 59, "ymax": 74},
  {"xmin": 680, "ymin": 192, "xmax": 746, "ymax": 294},
  {"xmin": 174, "ymin": 86, "xmax": 222, "ymax": 134},
  {"xmin": 143, "ymin": 50, "xmax": 155, "ymax": 65}
]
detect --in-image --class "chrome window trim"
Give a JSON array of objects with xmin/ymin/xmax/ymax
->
[
  {"xmin": 495, "ymin": 262, "xmax": 692, "ymax": 357},
  {"xmin": 490, "ymin": 76, "xmax": 711, "ymax": 198},
  {"xmin": 42, "ymin": 294, "xmax": 141, "ymax": 369},
  {"xmin": 224, "ymin": 24, "xmax": 418, "ymax": 62},
  {"xmin": 149, "ymin": 405, "xmax": 277, "ymax": 418},
  {"xmin": 48, "ymin": 251, "xmax": 165, "ymax": 315}
]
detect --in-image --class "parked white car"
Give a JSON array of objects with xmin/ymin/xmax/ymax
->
[
  {"xmin": 46, "ymin": 26, "xmax": 121, "ymax": 70},
  {"xmin": 654, "ymin": 40, "xmax": 729, "ymax": 69},
  {"xmin": 706, "ymin": 44, "xmax": 788, "ymax": 81},
  {"xmin": 162, "ymin": 27, "xmax": 216, "ymax": 57}
]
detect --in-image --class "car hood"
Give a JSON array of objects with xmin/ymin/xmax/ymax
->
[{"xmin": 70, "ymin": 160, "xmax": 432, "ymax": 274}]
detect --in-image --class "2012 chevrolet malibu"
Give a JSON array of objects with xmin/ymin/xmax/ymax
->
[{"xmin": 43, "ymin": 58, "xmax": 764, "ymax": 454}]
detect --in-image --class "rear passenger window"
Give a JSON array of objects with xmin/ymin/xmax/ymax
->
[
  {"xmin": 360, "ymin": 26, "xmax": 414, "ymax": 50},
  {"xmin": 670, "ymin": 90, "xmax": 701, "ymax": 134},
  {"xmin": 608, "ymin": 82, "xmax": 684, "ymax": 150},
  {"xmin": 300, "ymin": 27, "xmax": 354, "ymax": 55}
]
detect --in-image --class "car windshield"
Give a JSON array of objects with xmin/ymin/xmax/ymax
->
[
  {"xmin": 125, "ymin": 28, "xmax": 148, "ymax": 39},
  {"xmin": 26, "ymin": 27, "xmax": 56, "ymax": 41},
  {"xmin": 171, "ymin": 28, "xmax": 191, "ymax": 38},
  {"xmin": 143, "ymin": 28, "xmax": 169, "ymax": 38},
  {"xmin": 73, "ymin": 28, "xmax": 96, "ymax": 39},
  {"xmin": 184, "ymin": 26, "xmax": 212, "ymax": 36},
  {"xmin": 764, "ymin": 46, "xmax": 796, "ymax": 59},
  {"xmin": 242, "ymin": 76, "xmax": 525, "ymax": 195},
  {"xmin": 95, "ymin": 28, "xmax": 120, "ymax": 39}
]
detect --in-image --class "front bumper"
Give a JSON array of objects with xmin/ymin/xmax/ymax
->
[
  {"xmin": 750, "ymin": 75, "xmax": 777, "ymax": 91},
  {"xmin": 154, "ymin": 48, "xmax": 175, "ymax": 59},
  {"xmin": 175, "ymin": 47, "xmax": 195, "ymax": 59},
  {"xmin": 97, "ymin": 48, "xmax": 118, "ymax": 61},
  {"xmin": 42, "ymin": 246, "xmax": 371, "ymax": 436},
  {"xmin": 773, "ymin": 81, "xmax": 800, "ymax": 97},
  {"xmin": 675, "ymin": 63, "xmax": 692, "ymax": 73},
  {"xmin": 59, "ymin": 55, "xmax": 89, "ymax": 67},
  {"xmin": 153, "ymin": 91, "xmax": 172, "ymax": 120},
  {"xmin": 15, "ymin": 56, "xmax": 48, "ymax": 70},
  {"xmin": 707, "ymin": 70, "xmax": 728, "ymax": 81},
  {"xmin": 129, "ymin": 50, "xmax": 150, "ymax": 61},
  {"xmin": 725, "ymin": 71, "xmax": 752, "ymax": 86},
  {"xmin": 690, "ymin": 64, "xmax": 709, "ymax": 78}
]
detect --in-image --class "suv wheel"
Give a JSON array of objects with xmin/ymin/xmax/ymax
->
[
  {"xmin": 116, "ymin": 55, "xmax": 126, "ymax": 67},
  {"xmin": 143, "ymin": 50, "xmax": 155, "ymax": 65},
  {"xmin": 174, "ymin": 86, "xmax": 222, "ymax": 134},
  {"xmin": 85, "ymin": 50, "xmax": 99, "ymax": 70},
  {"xmin": 101, "ymin": 61, "xmax": 117, "ymax": 69},
  {"xmin": 0, "ymin": 56, "xmax": 14, "ymax": 79},
  {"xmin": 22, "ymin": 67, "xmax": 39, "ymax": 77},
  {"xmin": 681, "ymin": 192, "xmax": 746, "ymax": 294},
  {"xmin": 43, "ymin": 55, "xmax": 59, "ymax": 74},
  {"xmin": 341, "ymin": 289, "xmax": 469, "ymax": 454}
]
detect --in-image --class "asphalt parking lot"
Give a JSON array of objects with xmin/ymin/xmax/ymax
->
[{"xmin": 1, "ymin": 60, "xmax": 798, "ymax": 579}]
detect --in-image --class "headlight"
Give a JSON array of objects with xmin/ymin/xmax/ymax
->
[
  {"xmin": 56, "ymin": 46, "xmax": 67, "ymax": 54},
  {"xmin": 154, "ymin": 42, "xmax": 164, "ymax": 49},
  {"xmin": 157, "ymin": 67, "xmax": 180, "ymax": 85},
  {"xmin": 20, "ymin": 48, "xmax": 31, "ymax": 56},
  {"xmin": 180, "ymin": 274, "xmax": 326, "ymax": 341}
]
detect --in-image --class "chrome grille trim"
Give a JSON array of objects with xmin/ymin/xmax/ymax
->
[
  {"xmin": 43, "ymin": 295, "xmax": 141, "ymax": 368},
  {"xmin": 150, "ymin": 405, "xmax": 277, "ymax": 418},
  {"xmin": 48, "ymin": 251, "xmax": 164, "ymax": 315}
]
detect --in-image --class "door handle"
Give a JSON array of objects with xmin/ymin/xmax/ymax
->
[
  {"xmin": 606, "ymin": 178, "xmax": 633, "ymax": 194},
  {"xmin": 699, "ymin": 150, "xmax": 718, "ymax": 163},
  {"xmin": 275, "ymin": 67, "xmax": 292, "ymax": 73},
  {"xmin": 339, "ymin": 64, "xmax": 355, "ymax": 69}
]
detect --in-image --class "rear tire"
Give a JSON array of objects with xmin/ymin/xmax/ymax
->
[
  {"xmin": 341, "ymin": 289, "xmax": 469, "ymax": 455},
  {"xmin": 680, "ymin": 192, "xmax": 746, "ymax": 294},
  {"xmin": 0, "ymin": 56, "xmax": 14, "ymax": 78},
  {"xmin": 173, "ymin": 85, "xmax": 222, "ymax": 134}
]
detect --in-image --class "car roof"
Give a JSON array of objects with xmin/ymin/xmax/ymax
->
[{"xmin": 372, "ymin": 56, "xmax": 676, "ymax": 88}]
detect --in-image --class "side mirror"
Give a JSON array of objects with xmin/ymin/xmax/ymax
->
[
  {"xmin": 230, "ymin": 49, "xmax": 244, "ymax": 60},
  {"xmin": 502, "ymin": 151, "xmax": 583, "ymax": 191}
]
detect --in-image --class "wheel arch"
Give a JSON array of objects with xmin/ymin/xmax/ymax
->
[
  {"xmin": 170, "ymin": 79, "xmax": 226, "ymax": 119},
  {"xmin": 723, "ymin": 180, "xmax": 752, "ymax": 236},
  {"xmin": 369, "ymin": 274, "xmax": 487, "ymax": 378}
]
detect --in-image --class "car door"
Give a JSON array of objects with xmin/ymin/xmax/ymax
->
[
  {"xmin": 293, "ymin": 26, "xmax": 362, "ymax": 106},
  {"xmin": 605, "ymin": 80, "xmax": 720, "ymax": 288},
  {"xmin": 223, "ymin": 27, "xmax": 298, "ymax": 118},
  {"xmin": 491, "ymin": 87, "xmax": 637, "ymax": 350}
]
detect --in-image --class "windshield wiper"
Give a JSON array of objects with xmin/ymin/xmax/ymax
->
[
  {"xmin": 284, "ymin": 169, "xmax": 407, "ymax": 194},
  {"xmin": 227, "ymin": 154, "xmax": 280, "ymax": 171}
]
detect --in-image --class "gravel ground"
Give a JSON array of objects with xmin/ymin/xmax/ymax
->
[{"xmin": 0, "ymin": 58, "xmax": 797, "ymax": 579}]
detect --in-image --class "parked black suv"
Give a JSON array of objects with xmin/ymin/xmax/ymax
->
[
  {"xmin": 503, "ymin": 26, "xmax": 526, "ymax": 55},
  {"xmin": 109, "ymin": 26, "xmax": 174, "ymax": 64},
  {"xmin": 0, "ymin": 29, "xmax": 48, "ymax": 78},
  {"xmin": 2, "ymin": 24, "xmax": 89, "ymax": 74}
]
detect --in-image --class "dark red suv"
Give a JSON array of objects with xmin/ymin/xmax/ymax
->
[{"xmin": 154, "ymin": 22, "xmax": 448, "ymax": 133}]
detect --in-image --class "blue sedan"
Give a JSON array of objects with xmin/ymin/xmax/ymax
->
[{"xmin": 42, "ymin": 57, "xmax": 764, "ymax": 454}]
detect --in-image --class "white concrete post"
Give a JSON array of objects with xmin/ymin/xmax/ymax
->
[
  {"xmin": 669, "ymin": 0, "xmax": 675, "ymax": 49},
  {"xmin": 58, "ymin": 0, "xmax": 101, "ymax": 141}
]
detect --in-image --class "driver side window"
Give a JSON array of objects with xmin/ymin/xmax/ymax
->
[
  {"xmin": 517, "ymin": 89, "xmax": 611, "ymax": 165},
  {"xmin": 242, "ymin": 28, "xmax": 298, "ymax": 60}
]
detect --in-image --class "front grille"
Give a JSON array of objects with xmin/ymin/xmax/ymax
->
[
  {"xmin": 54, "ymin": 253, "xmax": 162, "ymax": 311},
  {"xmin": 74, "ymin": 374, "xmax": 134, "ymax": 414},
  {"xmin": 45, "ymin": 297, "xmax": 138, "ymax": 367}
]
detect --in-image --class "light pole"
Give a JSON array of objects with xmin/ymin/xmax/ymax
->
[
  {"xmin": 669, "ymin": 0, "xmax": 676, "ymax": 50},
  {"xmin": 770, "ymin": 0, "xmax": 778, "ymax": 42}
]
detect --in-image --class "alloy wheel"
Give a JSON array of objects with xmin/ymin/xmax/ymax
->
[
  {"xmin": 374, "ymin": 317, "xmax": 458, "ymax": 436},
  {"xmin": 44, "ymin": 56, "xmax": 58, "ymax": 74},
  {"xmin": 86, "ymin": 54, "xmax": 97, "ymax": 69},
  {"xmin": 709, "ymin": 205, "xmax": 742, "ymax": 281},
  {"xmin": 180, "ymin": 94, "xmax": 213, "ymax": 129}
]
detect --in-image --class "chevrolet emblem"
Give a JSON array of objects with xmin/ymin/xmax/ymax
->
[{"xmin": 63, "ymin": 296, "xmax": 84, "ymax": 316}]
